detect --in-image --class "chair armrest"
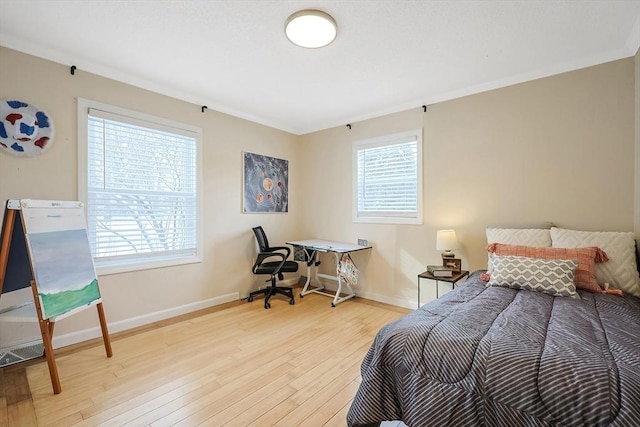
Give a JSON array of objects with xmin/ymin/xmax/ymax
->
[
  {"xmin": 253, "ymin": 251, "xmax": 287, "ymax": 274},
  {"xmin": 266, "ymin": 245, "xmax": 291, "ymax": 259}
]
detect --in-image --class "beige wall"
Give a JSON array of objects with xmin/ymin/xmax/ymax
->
[
  {"xmin": 300, "ymin": 58, "xmax": 636, "ymax": 306},
  {"xmin": 0, "ymin": 47, "xmax": 302, "ymax": 343},
  {"xmin": 0, "ymin": 46, "xmax": 637, "ymax": 343}
]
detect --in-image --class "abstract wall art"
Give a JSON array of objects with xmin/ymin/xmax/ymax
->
[
  {"xmin": 243, "ymin": 152, "xmax": 289, "ymax": 213},
  {"xmin": 0, "ymin": 100, "xmax": 54, "ymax": 156}
]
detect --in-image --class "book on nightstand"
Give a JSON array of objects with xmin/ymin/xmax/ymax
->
[{"xmin": 426, "ymin": 265, "xmax": 453, "ymax": 277}]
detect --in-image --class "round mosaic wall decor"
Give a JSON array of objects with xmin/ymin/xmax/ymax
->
[{"xmin": 0, "ymin": 100, "xmax": 55, "ymax": 156}]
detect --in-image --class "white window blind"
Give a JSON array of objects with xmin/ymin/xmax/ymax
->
[
  {"xmin": 353, "ymin": 130, "xmax": 423, "ymax": 224},
  {"xmin": 83, "ymin": 105, "xmax": 200, "ymax": 269}
]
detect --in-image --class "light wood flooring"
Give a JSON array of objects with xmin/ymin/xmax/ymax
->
[{"xmin": 1, "ymin": 290, "xmax": 410, "ymax": 426}]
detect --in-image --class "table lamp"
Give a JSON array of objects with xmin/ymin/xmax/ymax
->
[{"xmin": 436, "ymin": 229, "xmax": 458, "ymax": 259}]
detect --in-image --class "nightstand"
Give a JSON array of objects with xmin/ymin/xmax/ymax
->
[{"xmin": 417, "ymin": 270, "xmax": 469, "ymax": 307}]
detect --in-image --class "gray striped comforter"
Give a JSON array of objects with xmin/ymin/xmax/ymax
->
[{"xmin": 347, "ymin": 271, "xmax": 640, "ymax": 426}]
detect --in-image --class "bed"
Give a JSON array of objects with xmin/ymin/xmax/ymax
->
[{"xmin": 347, "ymin": 227, "xmax": 640, "ymax": 427}]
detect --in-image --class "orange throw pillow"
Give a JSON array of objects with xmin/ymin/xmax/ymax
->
[{"xmin": 485, "ymin": 243, "xmax": 608, "ymax": 294}]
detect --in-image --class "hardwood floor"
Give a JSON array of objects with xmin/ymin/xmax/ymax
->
[{"xmin": 1, "ymin": 291, "xmax": 410, "ymax": 426}]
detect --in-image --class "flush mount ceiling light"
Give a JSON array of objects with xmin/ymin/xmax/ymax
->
[{"xmin": 285, "ymin": 10, "xmax": 337, "ymax": 48}]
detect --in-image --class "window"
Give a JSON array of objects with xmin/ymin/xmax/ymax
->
[
  {"xmin": 78, "ymin": 99, "xmax": 202, "ymax": 275},
  {"xmin": 353, "ymin": 129, "xmax": 423, "ymax": 224}
]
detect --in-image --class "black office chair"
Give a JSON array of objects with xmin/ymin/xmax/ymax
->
[{"xmin": 247, "ymin": 226, "xmax": 298, "ymax": 309}]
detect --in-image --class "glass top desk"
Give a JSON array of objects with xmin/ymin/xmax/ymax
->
[{"xmin": 286, "ymin": 239, "xmax": 371, "ymax": 307}]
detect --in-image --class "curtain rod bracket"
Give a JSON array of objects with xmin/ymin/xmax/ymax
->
[
  {"xmin": 346, "ymin": 124, "xmax": 351, "ymax": 130},
  {"xmin": 422, "ymin": 105, "xmax": 427, "ymax": 112},
  {"xmin": 201, "ymin": 106, "xmax": 208, "ymax": 113},
  {"xmin": 70, "ymin": 65, "xmax": 77, "ymax": 75}
]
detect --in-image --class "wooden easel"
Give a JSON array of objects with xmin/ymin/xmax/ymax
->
[
  {"xmin": 0, "ymin": 210, "xmax": 12, "ymax": 287},
  {"xmin": 0, "ymin": 202, "xmax": 23, "ymax": 295},
  {"xmin": 0, "ymin": 199, "xmax": 112, "ymax": 394}
]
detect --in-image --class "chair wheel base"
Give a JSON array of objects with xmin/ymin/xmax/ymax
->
[{"xmin": 248, "ymin": 286, "xmax": 295, "ymax": 310}]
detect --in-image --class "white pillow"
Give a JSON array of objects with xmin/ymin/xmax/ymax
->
[
  {"xmin": 486, "ymin": 228, "xmax": 552, "ymax": 269},
  {"xmin": 550, "ymin": 227, "xmax": 640, "ymax": 298},
  {"xmin": 486, "ymin": 228, "xmax": 552, "ymax": 246}
]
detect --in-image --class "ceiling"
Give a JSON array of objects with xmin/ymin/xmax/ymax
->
[{"xmin": 1, "ymin": 1, "xmax": 639, "ymax": 135}]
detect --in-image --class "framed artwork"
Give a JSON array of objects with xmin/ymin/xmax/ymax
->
[
  {"xmin": 243, "ymin": 152, "xmax": 289, "ymax": 213},
  {"xmin": 443, "ymin": 257, "xmax": 462, "ymax": 273}
]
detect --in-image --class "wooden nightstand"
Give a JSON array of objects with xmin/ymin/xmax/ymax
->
[{"xmin": 417, "ymin": 270, "xmax": 469, "ymax": 307}]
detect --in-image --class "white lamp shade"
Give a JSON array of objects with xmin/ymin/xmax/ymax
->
[
  {"xmin": 285, "ymin": 10, "xmax": 337, "ymax": 48},
  {"xmin": 436, "ymin": 229, "xmax": 459, "ymax": 251}
]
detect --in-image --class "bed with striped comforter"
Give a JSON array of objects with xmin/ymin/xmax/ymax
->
[{"xmin": 347, "ymin": 271, "xmax": 640, "ymax": 426}]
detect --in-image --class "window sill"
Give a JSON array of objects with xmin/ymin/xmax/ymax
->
[
  {"xmin": 95, "ymin": 254, "xmax": 202, "ymax": 276},
  {"xmin": 353, "ymin": 216, "xmax": 423, "ymax": 225}
]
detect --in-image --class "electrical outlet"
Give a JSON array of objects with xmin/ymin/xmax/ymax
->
[{"xmin": 358, "ymin": 239, "xmax": 368, "ymax": 246}]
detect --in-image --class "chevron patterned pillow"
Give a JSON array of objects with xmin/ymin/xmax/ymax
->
[{"xmin": 488, "ymin": 255, "xmax": 579, "ymax": 298}]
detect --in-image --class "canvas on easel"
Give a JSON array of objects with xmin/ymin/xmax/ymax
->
[
  {"xmin": 20, "ymin": 200, "xmax": 101, "ymax": 320},
  {"xmin": 0, "ymin": 199, "xmax": 112, "ymax": 394}
]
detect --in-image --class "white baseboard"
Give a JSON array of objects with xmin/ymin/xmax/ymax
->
[
  {"xmin": 297, "ymin": 275, "xmax": 417, "ymax": 310},
  {"xmin": 353, "ymin": 289, "xmax": 416, "ymax": 310},
  {"xmin": 52, "ymin": 292, "xmax": 239, "ymax": 349}
]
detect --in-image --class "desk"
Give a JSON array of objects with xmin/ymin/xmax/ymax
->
[
  {"xmin": 286, "ymin": 239, "xmax": 371, "ymax": 307},
  {"xmin": 417, "ymin": 270, "xmax": 469, "ymax": 307}
]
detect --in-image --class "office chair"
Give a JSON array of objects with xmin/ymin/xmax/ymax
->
[{"xmin": 247, "ymin": 226, "xmax": 298, "ymax": 309}]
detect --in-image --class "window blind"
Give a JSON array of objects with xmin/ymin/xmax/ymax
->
[
  {"xmin": 86, "ymin": 108, "xmax": 197, "ymax": 261},
  {"xmin": 356, "ymin": 137, "xmax": 418, "ymax": 218}
]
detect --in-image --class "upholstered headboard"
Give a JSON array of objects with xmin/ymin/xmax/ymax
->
[{"xmin": 485, "ymin": 224, "xmax": 640, "ymax": 298}]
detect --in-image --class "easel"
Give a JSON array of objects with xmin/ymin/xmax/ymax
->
[{"xmin": 0, "ymin": 199, "xmax": 112, "ymax": 394}]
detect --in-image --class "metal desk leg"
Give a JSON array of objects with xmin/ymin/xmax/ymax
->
[
  {"xmin": 331, "ymin": 252, "xmax": 356, "ymax": 306},
  {"xmin": 300, "ymin": 250, "xmax": 324, "ymax": 297},
  {"xmin": 317, "ymin": 252, "xmax": 353, "ymax": 306},
  {"xmin": 299, "ymin": 251, "xmax": 356, "ymax": 307}
]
